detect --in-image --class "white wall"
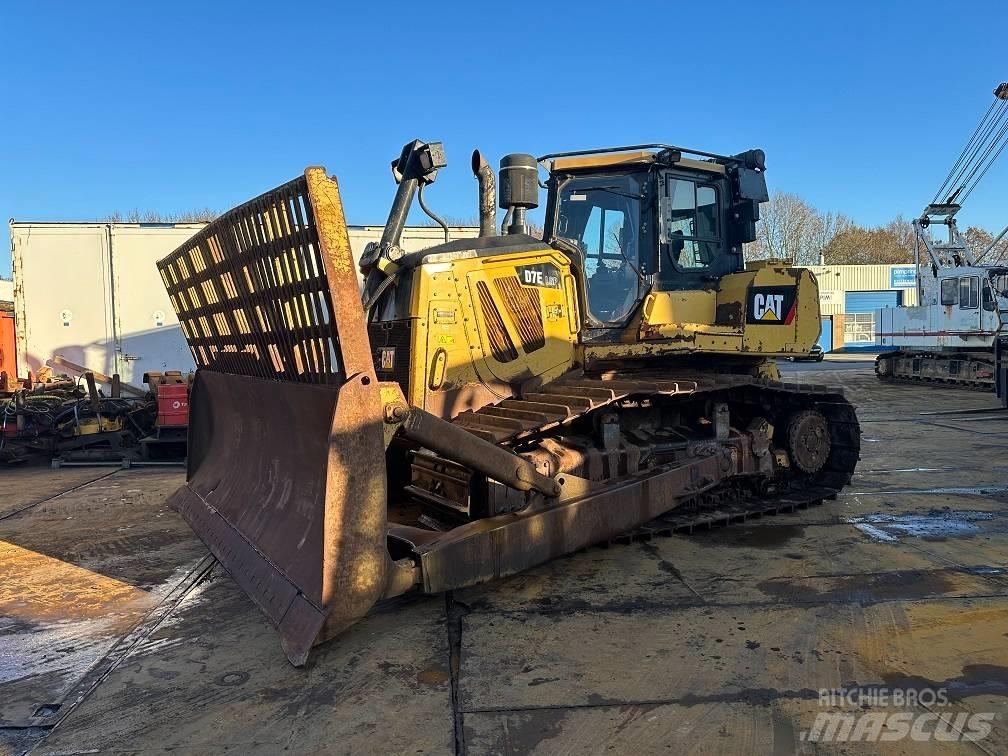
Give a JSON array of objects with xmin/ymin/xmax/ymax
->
[{"xmin": 0, "ymin": 278, "xmax": 12, "ymax": 303}]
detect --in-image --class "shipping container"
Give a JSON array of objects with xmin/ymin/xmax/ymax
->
[
  {"xmin": 10, "ymin": 221, "xmax": 478, "ymax": 385},
  {"xmin": 11, "ymin": 223, "xmax": 204, "ymax": 385}
]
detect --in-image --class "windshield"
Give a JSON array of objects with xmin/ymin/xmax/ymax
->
[
  {"xmin": 990, "ymin": 270, "xmax": 1008, "ymax": 299},
  {"xmin": 555, "ymin": 172, "xmax": 646, "ymax": 324}
]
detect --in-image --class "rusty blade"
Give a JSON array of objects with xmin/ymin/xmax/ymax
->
[{"xmin": 159, "ymin": 168, "xmax": 389, "ymax": 665}]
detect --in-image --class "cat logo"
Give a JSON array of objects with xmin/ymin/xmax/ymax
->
[
  {"xmin": 746, "ymin": 286, "xmax": 798, "ymax": 325},
  {"xmin": 753, "ymin": 293, "xmax": 784, "ymax": 321}
]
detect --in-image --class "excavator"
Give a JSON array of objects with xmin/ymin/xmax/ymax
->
[{"xmin": 157, "ymin": 140, "xmax": 861, "ymax": 665}]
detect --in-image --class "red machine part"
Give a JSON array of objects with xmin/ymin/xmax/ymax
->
[
  {"xmin": 0, "ymin": 312, "xmax": 15, "ymax": 379},
  {"xmin": 156, "ymin": 383, "xmax": 190, "ymax": 428}
]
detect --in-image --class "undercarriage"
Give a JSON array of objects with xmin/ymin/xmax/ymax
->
[
  {"xmin": 875, "ymin": 349, "xmax": 996, "ymax": 389},
  {"xmin": 387, "ymin": 372, "xmax": 860, "ymax": 593}
]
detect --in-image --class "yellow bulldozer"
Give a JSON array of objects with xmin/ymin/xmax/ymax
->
[{"xmin": 157, "ymin": 140, "xmax": 860, "ymax": 665}]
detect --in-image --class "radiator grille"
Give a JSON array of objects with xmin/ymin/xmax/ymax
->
[
  {"xmin": 494, "ymin": 276, "xmax": 545, "ymax": 353},
  {"xmin": 476, "ymin": 281, "xmax": 519, "ymax": 363}
]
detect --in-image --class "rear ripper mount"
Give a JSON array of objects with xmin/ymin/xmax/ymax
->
[{"xmin": 158, "ymin": 167, "xmax": 859, "ymax": 666}]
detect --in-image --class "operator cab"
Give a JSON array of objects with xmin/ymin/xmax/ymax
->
[
  {"xmin": 542, "ymin": 145, "xmax": 768, "ymax": 341},
  {"xmin": 991, "ymin": 269, "xmax": 1008, "ymax": 301}
]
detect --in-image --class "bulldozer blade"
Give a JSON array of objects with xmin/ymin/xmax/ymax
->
[{"xmin": 158, "ymin": 168, "xmax": 390, "ymax": 665}]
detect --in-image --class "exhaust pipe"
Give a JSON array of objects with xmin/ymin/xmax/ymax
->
[{"xmin": 471, "ymin": 150, "xmax": 496, "ymax": 237}]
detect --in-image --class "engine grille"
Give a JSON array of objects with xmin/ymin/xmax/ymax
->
[
  {"xmin": 494, "ymin": 276, "xmax": 545, "ymax": 353},
  {"xmin": 476, "ymin": 281, "xmax": 519, "ymax": 363}
]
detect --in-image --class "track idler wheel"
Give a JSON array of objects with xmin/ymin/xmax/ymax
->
[{"xmin": 786, "ymin": 409, "xmax": 831, "ymax": 474}]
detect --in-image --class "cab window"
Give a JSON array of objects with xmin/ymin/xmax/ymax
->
[
  {"xmin": 959, "ymin": 276, "xmax": 979, "ymax": 309},
  {"xmin": 983, "ymin": 282, "xmax": 997, "ymax": 311},
  {"xmin": 660, "ymin": 176, "xmax": 719, "ymax": 271},
  {"xmin": 940, "ymin": 278, "xmax": 958, "ymax": 305},
  {"xmin": 555, "ymin": 173, "xmax": 645, "ymax": 324}
]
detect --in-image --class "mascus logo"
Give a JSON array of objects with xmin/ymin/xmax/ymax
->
[{"xmin": 746, "ymin": 286, "xmax": 798, "ymax": 325}]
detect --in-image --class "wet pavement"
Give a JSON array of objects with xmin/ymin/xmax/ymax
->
[{"xmin": 1, "ymin": 361, "xmax": 1007, "ymax": 754}]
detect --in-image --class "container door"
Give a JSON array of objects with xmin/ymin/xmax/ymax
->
[
  {"xmin": 11, "ymin": 225, "xmax": 115, "ymax": 378},
  {"xmin": 110, "ymin": 226, "xmax": 198, "ymax": 384}
]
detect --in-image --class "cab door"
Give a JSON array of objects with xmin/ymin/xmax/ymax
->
[{"xmin": 956, "ymin": 275, "xmax": 981, "ymax": 333}]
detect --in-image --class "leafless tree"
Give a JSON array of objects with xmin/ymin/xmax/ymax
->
[
  {"xmin": 105, "ymin": 208, "xmax": 218, "ymax": 223},
  {"xmin": 745, "ymin": 192, "xmax": 851, "ymax": 265},
  {"xmin": 822, "ymin": 222, "xmax": 915, "ymax": 265},
  {"xmin": 745, "ymin": 192, "xmax": 924, "ymax": 266},
  {"xmin": 964, "ymin": 225, "xmax": 1008, "ymax": 265}
]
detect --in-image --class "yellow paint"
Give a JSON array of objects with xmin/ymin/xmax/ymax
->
[
  {"xmin": 304, "ymin": 167, "xmax": 353, "ymax": 278},
  {"xmin": 409, "ymin": 249, "xmax": 578, "ymax": 412},
  {"xmin": 643, "ymin": 290, "xmax": 716, "ymax": 326},
  {"xmin": 71, "ymin": 416, "xmax": 123, "ymax": 436},
  {"xmin": 551, "ymin": 151, "xmax": 725, "ymax": 175},
  {"xmin": 552, "ymin": 151, "xmax": 655, "ymax": 171},
  {"xmin": 379, "ymin": 382, "xmax": 407, "ymax": 448},
  {"xmin": 628, "ymin": 266, "xmax": 820, "ymax": 359}
]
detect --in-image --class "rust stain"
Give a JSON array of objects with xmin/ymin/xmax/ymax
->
[{"xmin": 416, "ymin": 663, "xmax": 450, "ymax": 686}]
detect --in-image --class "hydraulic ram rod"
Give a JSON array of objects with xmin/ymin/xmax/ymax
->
[{"xmin": 399, "ymin": 406, "xmax": 561, "ymax": 497}]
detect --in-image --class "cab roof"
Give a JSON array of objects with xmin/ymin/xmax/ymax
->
[{"xmin": 549, "ymin": 151, "xmax": 725, "ymax": 175}]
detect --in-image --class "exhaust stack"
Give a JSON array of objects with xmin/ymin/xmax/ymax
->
[{"xmin": 471, "ymin": 150, "xmax": 497, "ymax": 237}]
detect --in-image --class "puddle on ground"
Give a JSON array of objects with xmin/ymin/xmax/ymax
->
[
  {"xmin": 727, "ymin": 523, "xmax": 805, "ymax": 549},
  {"xmin": 849, "ymin": 485, "xmax": 1008, "ymax": 497},
  {"xmin": 845, "ymin": 510, "xmax": 994, "ymax": 542},
  {"xmin": 857, "ymin": 468, "xmax": 946, "ymax": 475}
]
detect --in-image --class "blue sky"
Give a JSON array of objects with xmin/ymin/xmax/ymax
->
[{"xmin": 3, "ymin": 0, "xmax": 1007, "ymax": 276}]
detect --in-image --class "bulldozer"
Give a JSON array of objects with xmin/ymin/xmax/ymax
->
[{"xmin": 157, "ymin": 140, "xmax": 860, "ymax": 665}]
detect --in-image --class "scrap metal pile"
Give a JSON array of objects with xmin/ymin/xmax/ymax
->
[{"xmin": 0, "ymin": 367, "xmax": 190, "ymax": 465}]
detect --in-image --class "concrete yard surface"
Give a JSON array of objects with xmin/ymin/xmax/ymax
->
[{"xmin": 2, "ymin": 364, "xmax": 1007, "ymax": 754}]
